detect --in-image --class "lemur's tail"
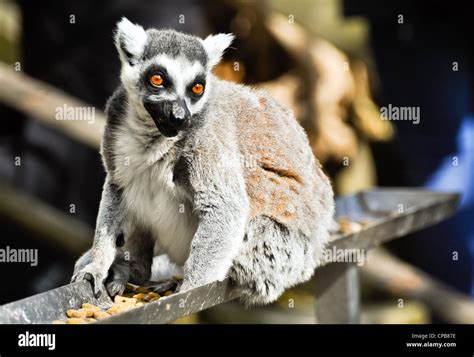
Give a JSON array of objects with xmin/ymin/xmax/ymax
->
[{"xmin": 228, "ymin": 216, "xmax": 328, "ymax": 306}]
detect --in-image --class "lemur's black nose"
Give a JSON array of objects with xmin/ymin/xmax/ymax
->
[
  {"xmin": 168, "ymin": 98, "xmax": 191, "ymax": 127},
  {"xmin": 143, "ymin": 98, "xmax": 190, "ymax": 135}
]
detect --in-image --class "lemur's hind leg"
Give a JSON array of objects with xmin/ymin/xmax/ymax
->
[
  {"xmin": 102, "ymin": 225, "xmax": 154, "ymax": 296},
  {"xmin": 229, "ymin": 216, "xmax": 327, "ymax": 306},
  {"xmin": 105, "ymin": 253, "xmax": 129, "ymax": 296},
  {"xmin": 123, "ymin": 225, "xmax": 154, "ymax": 286},
  {"xmin": 105, "ymin": 229, "xmax": 184, "ymax": 296}
]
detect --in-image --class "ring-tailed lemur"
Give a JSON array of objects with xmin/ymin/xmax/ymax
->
[{"xmin": 71, "ymin": 17, "xmax": 334, "ymax": 305}]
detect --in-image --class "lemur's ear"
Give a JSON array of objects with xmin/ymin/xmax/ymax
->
[
  {"xmin": 115, "ymin": 17, "xmax": 147, "ymax": 66},
  {"xmin": 202, "ymin": 33, "xmax": 234, "ymax": 68}
]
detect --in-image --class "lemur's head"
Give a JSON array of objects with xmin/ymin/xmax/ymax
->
[{"xmin": 114, "ymin": 17, "xmax": 233, "ymax": 137}]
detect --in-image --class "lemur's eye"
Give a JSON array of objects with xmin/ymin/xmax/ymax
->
[
  {"xmin": 192, "ymin": 83, "xmax": 204, "ymax": 95},
  {"xmin": 149, "ymin": 74, "xmax": 164, "ymax": 87}
]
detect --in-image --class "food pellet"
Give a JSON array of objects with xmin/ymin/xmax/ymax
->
[
  {"xmin": 132, "ymin": 293, "xmax": 147, "ymax": 300},
  {"xmin": 66, "ymin": 309, "xmax": 88, "ymax": 318},
  {"xmin": 107, "ymin": 304, "xmax": 134, "ymax": 315},
  {"xmin": 82, "ymin": 303, "xmax": 101, "ymax": 311},
  {"xmin": 146, "ymin": 291, "xmax": 160, "ymax": 300},
  {"xmin": 114, "ymin": 295, "xmax": 137, "ymax": 304}
]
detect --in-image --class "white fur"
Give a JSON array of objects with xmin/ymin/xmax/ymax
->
[
  {"xmin": 115, "ymin": 17, "xmax": 147, "ymax": 64},
  {"xmin": 120, "ymin": 64, "xmax": 142, "ymax": 101},
  {"xmin": 112, "ymin": 107, "xmax": 198, "ymax": 265},
  {"xmin": 201, "ymin": 33, "xmax": 234, "ymax": 68},
  {"xmin": 151, "ymin": 254, "xmax": 184, "ymax": 281}
]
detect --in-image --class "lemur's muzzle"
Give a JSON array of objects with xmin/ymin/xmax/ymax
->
[{"xmin": 143, "ymin": 98, "xmax": 191, "ymax": 137}]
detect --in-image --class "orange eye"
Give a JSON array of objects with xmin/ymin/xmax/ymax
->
[
  {"xmin": 192, "ymin": 83, "xmax": 204, "ymax": 95},
  {"xmin": 150, "ymin": 74, "xmax": 164, "ymax": 87}
]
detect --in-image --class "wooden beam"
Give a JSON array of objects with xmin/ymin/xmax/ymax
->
[
  {"xmin": 0, "ymin": 61, "xmax": 104, "ymax": 149},
  {"xmin": 0, "ymin": 182, "xmax": 92, "ymax": 256}
]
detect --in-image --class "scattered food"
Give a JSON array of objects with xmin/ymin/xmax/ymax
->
[{"xmin": 52, "ymin": 279, "xmax": 182, "ymax": 324}]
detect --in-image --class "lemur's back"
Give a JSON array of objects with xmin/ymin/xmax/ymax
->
[{"xmin": 210, "ymin": 78, "xmax": 332, "ymax": 234}]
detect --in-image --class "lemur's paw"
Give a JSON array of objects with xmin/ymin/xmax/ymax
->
[
  {"xmin": 147, "ymin": 279, "xmax": 179, "ymax": 295},
  {"xmin": 71, "ymin": 263, "xmax": 107, "ymax": 298},
  {"xmin": 105, "ymin": 279, "xmax": 127, "ymax": 297}
]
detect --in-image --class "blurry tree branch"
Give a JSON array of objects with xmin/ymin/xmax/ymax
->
[
  {"xmin": 0, "ymin": 61, "xmax": 104, "ymax": 149},
  {"xmin": 0, "ymin": 181, "xmax": 93, "ymax": 256},
  {"xmin": 362, "ymin": 248, "xmax": 474, "ymax": 324}
]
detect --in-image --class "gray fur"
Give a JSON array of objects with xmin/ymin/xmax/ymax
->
[
  {"xmin": 72, "ymin": 18, "xmax": 334, "ymax": 305},
  {"xmin": 143, "ymin": 30, "xmax": 208, "ymax": 66}
]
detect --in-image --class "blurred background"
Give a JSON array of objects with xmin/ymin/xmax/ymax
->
[{"xmin": 0, "ymin": 0, "xmax": 473, "ymax": 323}]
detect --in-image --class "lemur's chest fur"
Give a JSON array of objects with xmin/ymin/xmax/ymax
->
[{"xmin": 112, "ymin": 122, "xmax": 198, "ymax": 265}]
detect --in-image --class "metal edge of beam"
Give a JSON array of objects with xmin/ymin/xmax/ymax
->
[{"xmin": 330, "ymin": 190, "xmax": 460, "ymax": 252}]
